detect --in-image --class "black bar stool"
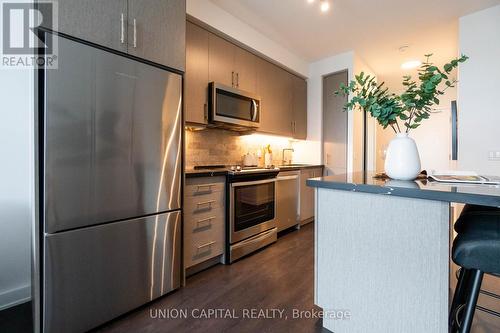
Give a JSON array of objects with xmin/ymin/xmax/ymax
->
[{"xmin": 449, "ymin": 204, "xmax": 500, "ymax": 333}]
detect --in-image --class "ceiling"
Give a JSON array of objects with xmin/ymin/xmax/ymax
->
[{"xmin": 210, "ymin": 0, "xmax": 500, "ymax": 78}]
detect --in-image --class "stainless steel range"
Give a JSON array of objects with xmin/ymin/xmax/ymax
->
[
  {"xmin": 226, "ymin": 166, "xmax": 279, "ymax": 263},
  {"xmin": 193, "ymin": 165, "xmax": 279, "ymax": 263}
]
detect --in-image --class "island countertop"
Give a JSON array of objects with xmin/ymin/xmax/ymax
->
[{"xmin": 307, "ymin": 172, "xmax": 500, "ymax": 207}]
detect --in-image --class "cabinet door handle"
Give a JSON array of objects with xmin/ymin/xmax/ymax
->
[
  {"xmin": 196, "ymin": 200, "xmax": 215, "ymax": 209},
  {"xmin": 196, "ymin": 216, "xmax": 215, "ymax": 227},
  {"xmin": 204, "ymin": 103, "xmax": 208, "ymax": 120},
  {"xmin": 196, "ymin": 183, "xmax": 216, "ymax": 192},
  {"xmin": 197, "ymin": 241, "xmax": 216, "ymax": 250},
  {"xmin": 236, "ymin": 72, "xmax": 239, "ymax": 87},
  {"xmin": 133, "ymin": 18, "xmax": 137, "ymax": 48},
  {"xmin": 231, "ymin": 71, "xmax": 235, "ymax": 87},
  {"xmin": 120, "ymin": 13, "xmax": 125, "ymax": 44}
]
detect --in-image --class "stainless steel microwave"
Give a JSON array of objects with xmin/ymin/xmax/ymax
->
[{"xmin": 209, "ymin": 82, "xmax": 261, "ymax": 129}]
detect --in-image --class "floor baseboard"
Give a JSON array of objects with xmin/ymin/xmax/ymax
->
[{"xmin": 0, "ymin": 285, "xmax": 31, "ymax": 311}]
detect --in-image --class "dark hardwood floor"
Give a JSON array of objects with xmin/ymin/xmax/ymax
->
[{"xmin": 94, "ymin": 223, "xmax": 329, "ymax": 333}]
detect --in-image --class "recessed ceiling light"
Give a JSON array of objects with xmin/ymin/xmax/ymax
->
[
  {"xmin": 401, "ymin": 60, "xmax": 422, "ymax": 70},
  {"xmin": 307, "ymin": 0, "xmax": 315, "ymax": 3},
  {"xmin": 320, "ymin": 1, "xmax": 330, "ymax": 12}
]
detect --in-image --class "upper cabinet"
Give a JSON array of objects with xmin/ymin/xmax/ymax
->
[
  {"xmin": 233, "ymin": 47, "xmax": 257, "ymax": 93},
  {"xmin": 292, "ymin": 76, "xmax": 308, "ymax": 140},
  {"xmin": 52, "ymin": 0, "xmax": 128, "ymax": 52},
  {"xmin": 48, "ymin": 0, "xmax": 186, "ymax": 71},
  {"xmin": 185, "ymin": 21, "xmax": 209, "ymax": 125},
  {"xmin": 185, "ymin": 20, "xmax": 307, "ymax": 138},
  {"xmin": 208, "ymin": 34, "xmax": 236, "ymax": 87},
  {"xmin": 208, "ymin": 33, "xmax": 257, "ymax": 92},
  {"xmin": 256, "ymin": 58, "xmax": 293, "ymax": 137},
  {"xmin": 127, "ymin": 0, "xmax": 186, "ymax": 71}
]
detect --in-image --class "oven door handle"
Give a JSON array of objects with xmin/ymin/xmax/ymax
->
[{"xmin": 231, "ymin": 178, "xmax": 276, "ymax": 188}]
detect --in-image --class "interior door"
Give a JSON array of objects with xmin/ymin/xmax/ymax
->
[
  {"xmin": 45, "ymin": 35, "xmax": 182, "ymax": 233},
  {"xmin": 323, "ymin": 70, "xmax": 348, "ymax": 176},
  {"xmin": 127, "ymin": 0, "xmax": 186, "ymax": 71}
]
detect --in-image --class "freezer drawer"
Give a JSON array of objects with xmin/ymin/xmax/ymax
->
[
  {"xmin": 43, "ymin": 211, "xmax": 181, "ymax": 333},
  {"xmin": 44, "ymin": 35, "xmax": 182, "ymax": 233}
]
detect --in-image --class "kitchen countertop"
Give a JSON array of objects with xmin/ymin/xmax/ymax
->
[
  {"xmin": 185, "ymin": 164, "xmax": 324, "ymax": 178},
  {"xmin": 185, "ymin": 168, "xmax": 228, "ymax": 178},
  {"xmin": 307, "ymin": 172, "xmax": 500, "ymax": 207}
]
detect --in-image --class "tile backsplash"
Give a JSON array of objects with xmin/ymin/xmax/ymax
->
[{"xmin": 185, "ymin": 127, "xmax": 295, "ymax": 168}]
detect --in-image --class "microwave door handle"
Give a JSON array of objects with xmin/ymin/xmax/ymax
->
[{"xmin": 251, "ymin": 100, "xmax": 258, "ymax": 121}]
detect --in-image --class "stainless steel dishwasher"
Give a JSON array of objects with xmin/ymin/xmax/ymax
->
[{"xmin": 276, "ymin": 171, "xmax": 300, "ymax": 232}]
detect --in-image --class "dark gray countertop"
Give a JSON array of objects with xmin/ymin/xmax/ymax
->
[
  {"xmin": 307, "ymin": 172, "xmax": 500, "ymax": 207},
  {"xmin": 185, "ymin": 168, "xmax": 228, "ymax": 178},
  {"xmin": 185, "ymin": 164, "xmax": 324, "ymax": 178}
]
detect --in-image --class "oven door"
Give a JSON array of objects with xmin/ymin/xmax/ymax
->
[
  {"xmin": 210, "ymin": 82, "xmax": 260, "ymax": 128},
  {"xmin": 230, "ymin": 178, "xmax": 276, "ymax": 243}
]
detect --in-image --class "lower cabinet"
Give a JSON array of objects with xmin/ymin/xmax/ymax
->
[
  {"xmin": 299, "ymin": 167, "xmax": 323, "ymax": 224},
  {"xmin": 184, "ymin": 176, "xmax": 226, "ymax": 272}
]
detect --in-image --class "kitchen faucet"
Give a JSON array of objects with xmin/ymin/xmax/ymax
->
[{"xmin": 282, "ymin": 148, "xmax": 294, "ymax": 165}]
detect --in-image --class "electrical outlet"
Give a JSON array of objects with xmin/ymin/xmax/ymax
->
[{"xmin": 488, "ymin": 151, "xmax": 500, "ymax": 161}]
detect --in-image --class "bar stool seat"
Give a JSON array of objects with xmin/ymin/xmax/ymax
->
[
  {"xmin": 449, "ymin": 204, "xmax": 500, "ymax": 333},
  {"xmin": 453, "ymin": 207, "xmax": 500, "ymax": 274}
]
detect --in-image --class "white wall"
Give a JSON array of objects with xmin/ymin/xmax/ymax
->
[
  {"xmin": 186, "ymin": 0, "xmax": 308, "ymax": 77},
  {"xmin": 458, "ymin": 4, "xmax": 500, "ymax": 175},
  {"xmin": 375, "ymin": 73, "xmax": 457, "ymax": 173},
  {"xmin": 0, "ymin": 67, "xmax": 33, "ymax": 310},
  {"xmin": 293, "ymin": 51, "xmax": 361, "ymax": 170},
  {"xmin": 353, "ymin": 55, "xmax": 378, "ymax": 172}
]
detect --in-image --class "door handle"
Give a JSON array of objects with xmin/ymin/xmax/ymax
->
[
  {"xmin": 120, "ymin": 13, "xmax": 125, "ymax": 44},
  {"xmin": 236, "ymin": 72, "xmax": 239, "ymax": 87},
  {"xmin": 133, "ymin": 18, "xmax": 137, "ymax": 48},
  {"xmin": 231, "ymin": 71, "xmax": 235, "ymax": 87}
]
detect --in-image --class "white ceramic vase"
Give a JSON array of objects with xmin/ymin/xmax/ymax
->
[{"xmin": 384, "ymin": 133, "xmax": 421, "ymax": 180}]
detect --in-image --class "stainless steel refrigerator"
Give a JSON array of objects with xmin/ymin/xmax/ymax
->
[{"xmin": 39, "ymin": 34, "xmax": 182, "ymax": 332}]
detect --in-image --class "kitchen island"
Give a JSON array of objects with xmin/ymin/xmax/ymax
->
[{"xmin": 307, "ymin": 173, "xmax": 500, "ymax": 333}]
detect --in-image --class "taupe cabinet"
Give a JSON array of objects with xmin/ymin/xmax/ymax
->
[
  {"xmin": 185, "ymin": 21, "xmax": 307, "ymax": 139},
  {"xmin": 300, "ymin": 167, "xmax": 323, "ymax": 224},
  {"xmin": 48, "ymin": 0, "xmax": 186, "ymax": 71},
  {"xmin": 186, "ymin": 21, "xmax": 209, "ymax": 124},
  {"xmin": 292, "ymin": 76, "xmax": 307, "ymax": 140},
  {"xmin": 184, "ymin": 176, "xmax": 226, "ymax": 270},
  {"xmin": 208, "ymin": 33, "xmax": 257, "ymax": 92}
]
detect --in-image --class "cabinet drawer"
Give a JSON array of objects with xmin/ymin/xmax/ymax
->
[
  {"xmin": 185, "ymin": 177, "xmax": 225, "ymax": 197},
  {"xmin": 184, "ymin": 192, "xmax": 224, "ymax": 217},
  {"xmin": 184, "ymin": 218, "xmax": 224, "ymax": 268},
  {"xmin": 184, "ymin": 212, "xmax": 224, "ymax": 233}
]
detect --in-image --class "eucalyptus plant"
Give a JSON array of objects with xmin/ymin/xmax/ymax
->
[{"xmin": 335, "ymin": 54, "xmax": 468, "ymax": 133}]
